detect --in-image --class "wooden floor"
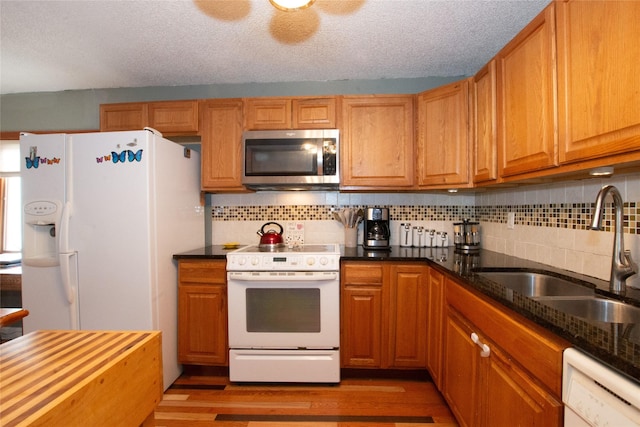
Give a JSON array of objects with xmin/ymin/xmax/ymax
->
[{"xmin": 154, "ymin": 373, "xmax": 459, "ymax": 427}]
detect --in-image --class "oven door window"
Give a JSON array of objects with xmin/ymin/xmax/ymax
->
[
  {"xmin": 246, "ymin": 288, "xmax": 320, "ymax": 333},
  {"xmin": 245, "ymin": 139, "xmax": 319, "ymax": 176}
]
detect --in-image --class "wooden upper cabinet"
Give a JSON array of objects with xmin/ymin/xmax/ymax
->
[
  {"xmin": 292, "ymin": 97, "xmax": 337, "ymax": 128},
  {"xmin": 200, "ymin": 99, "xmax": 245, "ymax": 191},
  {"xmin": 147, "ymin": 100, "xmax": 199, "ymax": 134},
  {"xmin": 556, "ymin": 0, "xmax": 640, "ymax": 164},
  {"xmin": 100, "ymin": 100, "xmax": 198, "ymax": 135},
  {"xmin": 472, "ymin": 61, "xmax": 498, "ymax": 183},
  {"xmin": 496, "ymin": 4, "xmax": 558, "ymax": 179},
  {"xmin": 416, "ymin": 79, "xmax": 471, "ymax": 188},
  {"xmin": 341, "ymin": 95, "xmax": 415, "ymax": 189},
  {"xmin": 244, "ymin": 98, "xmax": 291, "ymax": 129},
  {"xmin": 100, "ymin": 103, "xmax": 148, "ymax": 132},
  {"xmin": 244, "ymin": 97, "xmax": 337, "ymax": 129}
]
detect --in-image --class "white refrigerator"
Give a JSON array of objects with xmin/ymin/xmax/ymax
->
[{"xmin": 20, "ymin": 129, "xmax": 202, "ymax": 389}]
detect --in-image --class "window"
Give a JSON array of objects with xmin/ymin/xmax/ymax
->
[{"xmin": 1, "ymin": 140, "xmax": 22, "ymax": 253}]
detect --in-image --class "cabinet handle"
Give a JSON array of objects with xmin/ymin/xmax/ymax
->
[{"xmin": 470, "ymin": 332, "xmax": 491, "ymax": 358}]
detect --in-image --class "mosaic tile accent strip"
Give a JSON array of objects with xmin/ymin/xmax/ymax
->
[
  {"xmin": 211, "ymin": 202, "xmax": 640, "ymax": 234},
  {"xmin": 475, "ymin": 202, "xmax": 639, "ymax": 234}
]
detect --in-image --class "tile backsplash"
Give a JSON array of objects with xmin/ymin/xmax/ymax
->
[{"xmin": 209, "ymin": 172, "xmax": 640, "ymax": 286}]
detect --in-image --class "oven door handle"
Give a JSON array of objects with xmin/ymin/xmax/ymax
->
[{"xmin": 228, "ymin": 272, "xmax": 339, "ymax": 282}]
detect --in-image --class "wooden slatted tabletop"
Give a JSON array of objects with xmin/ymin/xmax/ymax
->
[{"xmin": 0, "ymin": 330, "xmax": 162, "ymax": 427}]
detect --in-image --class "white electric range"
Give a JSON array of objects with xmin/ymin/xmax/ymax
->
[{"xmin": 226, "ymin": 243, "xmax": 341, "ymax": 383}]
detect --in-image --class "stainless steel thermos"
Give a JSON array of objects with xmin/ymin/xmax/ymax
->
[{"xmin": 453, "ymin": 219, "xmax": 480, "ymax": 252}]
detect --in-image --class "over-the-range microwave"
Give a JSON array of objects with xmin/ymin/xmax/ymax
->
[{"xmin": 242, "ymin": 129, "xmax": 339, "ymax": 190}]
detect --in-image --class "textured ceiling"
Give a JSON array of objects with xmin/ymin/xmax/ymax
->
[{"xmin": 0, "ymin": 0, "xmax": 548, "ymax": 95}]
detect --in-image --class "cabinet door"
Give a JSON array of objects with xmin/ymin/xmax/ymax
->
[
  {"xmin": 244, "ymin": 98, "xmax": 291, "ymax": 130},
  {"xmin": 200, "ymin": 99, "xmax": 245, "ymax": 191},
  {"xmin": 341, "ymin": 286, "xmax": 383, "ymax": 368},
  {"xmin": 417, "ymin": 79, "xmax": 471, "ymax": 188},
  {"xmin": 341, "ymin": 95, "xmax": 415, "ymax": 189},
  {"xmin": 178, "ymin": 260, "xmax": 228, "ymax": 365},
  {"xmin": 388, "ymin": 264, "xmax": 428, "ymax": 368},
  {"xmin": 426, "ymin": 268, "xmax": 444, "ymax": 388},
  {"xmin": 178, "ymin": 284, "xmax": 228, "ymax": 365},
  {"xmin": 442, "ymin": 308, "xmax": 481, "ymax": 427},
  {"xmin": 292, "ymin": 97, "xmax": 337, "ymax": 129},
  {"xmin": 497, "ymin": 5, "xmax": 557, "ymax": 178},
  {"xmin": 148, "ymin": 100, "xmax": 198, "ymax": 134},
  {"xmin": 485, "ymin": 346, "xmax": 563, "ymax": 427},
  {"xmin": 100, "ymin": 103, "xmax": 148, "ymax": 131},
  {"xmin": 341, "ymin": 262, "xmax": 384, "ymax": 368},
  {"xmin": 556, "ymin": 0, "xmax": 640, "ymax": 164},
  {"xmin": 472, "ymin": 61, "xmax": 498, "ymax": 183}
]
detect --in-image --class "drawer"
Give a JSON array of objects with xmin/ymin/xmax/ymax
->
[
  {"xmin": 342, "ymin": 262, "xmax": 384, "ymax": 285},
  {"xmin": 178, "ymin": 260, "xmax": 227, "ymax": 285}
]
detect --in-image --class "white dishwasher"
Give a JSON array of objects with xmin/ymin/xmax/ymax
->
[{"xmin": 563, "ymin": 348, "xmax": 640, "ymax": 426}]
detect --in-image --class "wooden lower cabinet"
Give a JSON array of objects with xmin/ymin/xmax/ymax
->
[
  {"xmin": 178, "ymin": 260, "xmax": 228, "ymax": 365},
  {"xmin": 443, "ymin": 308, "xmax": 482, "ymax": 426},
  {"xmin": 425, "ymin": 267, "xmax": 444, "ymax": 388},
  {"xmin": 388, "ymin": 264, "xmax": 428, "ymax": 367},
  {"xmin": 341, "ymin": 261, "xmax": 427, "ymax": 369},
  {"xmin": 442, "ymin": 279, "xmax": 566, "ymax": 427}
]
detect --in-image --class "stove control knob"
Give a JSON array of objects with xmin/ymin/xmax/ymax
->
[
  {"xmin": 238, "ymin": 257, "xmax": 247, "ymax": 266},
  {"xmin": 306, "ymin": 257, "xmax": 316, "ymax": 266},
  {"xmin": 320, "ymin": 257, "xmax": 329, "ymax": 265},
  {"xmin": 251, "ymin": 257, "xmax": 260, "ymax": 266}
]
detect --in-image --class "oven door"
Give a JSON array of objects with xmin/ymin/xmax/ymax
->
[{"xmin": 227, "ymin": 271, "xmax": 340, "ymax": 349}]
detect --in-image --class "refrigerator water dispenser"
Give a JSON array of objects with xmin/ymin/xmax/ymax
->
[{"xmin": 23, "ymin": 200, "xmax": 62, "ymax": 266}]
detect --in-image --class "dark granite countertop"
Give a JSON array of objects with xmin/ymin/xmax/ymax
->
[
  {"xmin": 173, "ymin": 245, "xmax": 235, "ymax": 260},
  {"xmin": 174, "ymin": 244, "xmax": 640, "ymax": 382}
]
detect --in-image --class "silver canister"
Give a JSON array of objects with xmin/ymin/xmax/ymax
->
[
  {"xmin": 427, "ymin": 229, "xmax": 437, "ymax": 247},
  {"xmin": 453, "ymin": 219, "xmax": 480, "ymax": 252},
  {"xmin": 399, "ymin": 223, "xmax": 412, "ymax": 247}
]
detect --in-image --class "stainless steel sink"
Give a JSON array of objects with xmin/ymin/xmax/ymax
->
[
  {"xmin": 540, "ymin": 298, "xmax": 640, "ymax": 324},
  {"xmin": 476, "ymin": 271, "xmax": 594, "ymax": 297}
]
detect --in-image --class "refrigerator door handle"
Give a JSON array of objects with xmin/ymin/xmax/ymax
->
[
  {"xmin": 59, "ymin": 251, "xmax": 79, "ymax": 329},
  {"xmin": 58, "ymin": 201, "xmax": 72, "ymax": 254}
]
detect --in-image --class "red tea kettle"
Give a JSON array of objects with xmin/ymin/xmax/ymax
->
[{"xmin": 257, "ymin": 222, "xmax": 284, "ymax": 247}]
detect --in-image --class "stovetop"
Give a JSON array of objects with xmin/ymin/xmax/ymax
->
[
  {"xmin": 233, "ymin": 243, "xmax": 340, "ymax": 255},
  {"xmin": 226, "ymin": 243, "xmax": 340, "ymax": 271}
]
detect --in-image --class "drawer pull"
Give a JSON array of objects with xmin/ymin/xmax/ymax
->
[{"xmin": 471, "ymin": 332, "xmax": 491, "ymax": 358}]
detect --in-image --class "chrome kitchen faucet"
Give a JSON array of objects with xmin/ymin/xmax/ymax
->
[{"xmin": 590, "ymin": 185, "xmax": 638, "ymax": 295}]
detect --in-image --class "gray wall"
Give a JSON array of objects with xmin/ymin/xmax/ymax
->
[{"xmin": 0, "ymin": 77, "xmax": 462, "ymax": 132}]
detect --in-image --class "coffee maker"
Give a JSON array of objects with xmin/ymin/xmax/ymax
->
[{"xmin": 363, "ymin": 207, "xmax": 390, "ymax": 250}]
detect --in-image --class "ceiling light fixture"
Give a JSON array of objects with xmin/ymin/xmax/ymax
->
[
  {"xmin": 589, "ymin": 166, "xmax": 615, "ymax": 177},
  {"xmin": 269, "ymin": 0, "xmax": 316, "ymax": 12}
]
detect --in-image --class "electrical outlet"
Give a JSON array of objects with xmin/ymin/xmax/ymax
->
[{"xmin": 507, "ymin": 212, "xmax": 515, "ymax": 229}]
